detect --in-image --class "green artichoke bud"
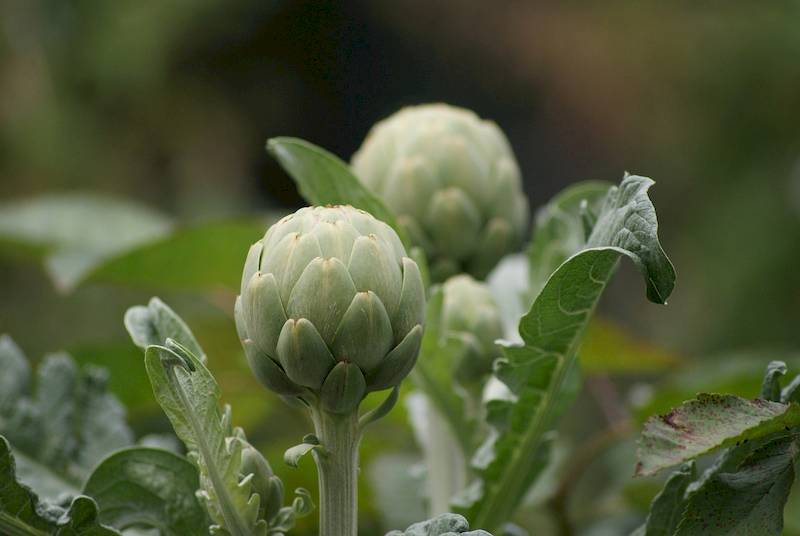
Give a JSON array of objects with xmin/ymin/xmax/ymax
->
[
  {"xmin": 352, "ymin": 103, "xmax": 529, "ymax": 281},
  {"xmin": 236, "ymin": 205, "xmax": 425, "ymax": 413},
  {"xmin": 239, "ymin": 441, "xmax": 283, "ymax": 523},
  {"xmin": 441, "ymin": 274, "xmax": 503, "ymax": 384}
]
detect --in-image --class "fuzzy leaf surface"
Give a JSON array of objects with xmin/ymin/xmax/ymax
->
[
  {"xmin": 456, "ymin": 174, "xmax": 675, "ymax": 530},
  {"xmin": 125, "ymin": 297, "xmax": 206, "ymax": 363},
  {"xmin": 0, "ymin": 339, "xmax": 133, "ymax": 501},
  {"xmin": 635, "ymin": 394, "xmax": 800, "ymax": 476},
  {"xmin": 0, "ymin": 436, "xmax": 120, "ymax": 536},
  {"xmin": 83, "ymin": 447, "xmax": 209, "ymax": 536},
  {"xmin": 143, "ymin": 342, "xmax": 264, "ymax": 536}
]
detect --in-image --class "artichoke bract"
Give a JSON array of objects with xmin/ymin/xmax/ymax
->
[
  {"xmin": 351, "ymin": 103, "xmax": 529, "ymax": 282},
  {"xmin": 441, "ymin": 274, "xmax": 504, "ymax": 384},
  {"xmin": 235, "ymin": 205, "xmax": 425, "ymax": 414}
]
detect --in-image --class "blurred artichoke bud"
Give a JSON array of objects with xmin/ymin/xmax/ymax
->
[
  {"xmin": 352, "ymin": 103, "xmax": 529, "ymax": 282},
  {"xmin": 441, "ymin": 275, "xmax": 504, "ymax": 384},
  {"xmin": 236, "ymin": 206, "xmax": 425, "ymax": 411},
  {"xmin": 239, "ymin": 441, "xmax": 283, "ymax": 522}
]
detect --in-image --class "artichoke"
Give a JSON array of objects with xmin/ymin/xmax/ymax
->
[
  {"xmin": 441, "ymin": 274, "xmax": 503, "ymax": 384},
  {"xmin": 235, "ymin": 205, "xmax": 425, "ymax": 414},
  {"xmin": 351, "ymin": 103, "xmax": 529, "ymax": 281}
]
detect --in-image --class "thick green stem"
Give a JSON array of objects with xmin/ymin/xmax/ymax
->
[{"xmin": 311, "ymin": 408, "xmax": 361, "ymax": 536}]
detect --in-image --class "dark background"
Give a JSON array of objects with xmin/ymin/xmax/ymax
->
[{"xmin": 2, "ymin": 1, "xmax": 800, "ymax": 534}]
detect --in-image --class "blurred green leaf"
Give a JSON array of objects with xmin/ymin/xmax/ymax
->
[
  {"xmin": 581, "ymin": 318, "xmax": 681, "ymax": 374},
  {"xmin": 0, "ymin": 436, "xmax": 120, "ymax": 535},
  {"xmin": 635, "ymin": 394, "xmax": 800, "ymax": 476},
  {"xmin": 86, "ymin": 219, "xmax": 273, "ymax": 291},
  {"xmin": 456, "ymin": 174, "xmax": 675, "ymax": 531},
  {"xmin": 266, "ymin": 137, "xmax": 410, "ymax": 247},
  {"xmin": 633, "ymin": 353, "xmax": 800, "ymax": 423},
  {"xmin": 0, "ymin": 194, "xmax": 172, "ymax": 292},
  {"xmin": 83, "ymin": 447, "xmax": 209, "ymax": 535}
]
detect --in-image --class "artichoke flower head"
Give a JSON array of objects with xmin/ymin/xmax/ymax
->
[
  {"xmin": 352, "ymin": 103, "xmax": 529, "ymax": 282},
  {"xmin": 441, "ymin": 274, "xmax": 504, "ymax": 385},
  {"xmin": 236, "ymin": 205, "xmax": 425, "ymax": 414}
]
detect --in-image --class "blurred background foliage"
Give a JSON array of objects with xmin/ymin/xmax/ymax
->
[{"xmin": 2, "ymin": 1, "xmax": 800, "ymax": 534}]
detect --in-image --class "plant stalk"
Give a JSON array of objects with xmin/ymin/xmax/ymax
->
[
  {"xmin": 311, "ymin": 408, "xmax": 361, "ymax": 536},
  {"xmin": 421, "ymin": 396, "xmax": 467, "ymax": 516}
]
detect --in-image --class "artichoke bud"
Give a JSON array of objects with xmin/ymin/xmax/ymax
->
[
  {"xmin": 238, "ymin": 206, "xmax": 425, "ymax": 412},
  {"xmin": 239, "ymin": 441, "xmax": 275, "ymax": 522},
  {"xmin": 352, "ymin": 103, "xmax": 529, "ymax": 281},
  {"xmin": 265, "ymin": 475, "xmax": 285, "ymax": 522},
  {"xmin": 441, "ymin": 275, "xmax": 504, "ymax": 384}
]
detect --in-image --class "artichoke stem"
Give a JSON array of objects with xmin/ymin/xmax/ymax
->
[{"xmin": 311, "ymin": 407, "xmax": 361, "ymax": 536}]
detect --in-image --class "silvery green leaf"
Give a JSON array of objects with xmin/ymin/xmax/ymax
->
[
  {"xmin": 761, "ymin": 361, "xmax": 788, "ymax": 401},
  {"xmin": 143, "ymin": 341, "xmax": 265, "ymax": 536},
  {"xmin": 0, "ymin": 435, "xmax": 121, "ymax": 535},
  {"xmin": 0, "ymin": 335, "xmax": 29, "ymax": 412},
  {"xmin": 124, "ymin": 297, "xmax": 206, "ymax": 363},
  {"xmin": 386, "ymin": 513, "xmax": 494, "ymax": 535},
  {"xmin": 266, "ymin": 137, "xmax": 410, "ymax": 247},
  {"xmin": 283, "ymin": 435, "xmax": 322, "ymax": 468},
  {"xmin": 83, "ymin": 447, "xmax": 209, "ymax": 535},
  {"xmin": 0, "ymin": 344, "xmax": 133, "ymax": 501},
  {"xmin": 0, "ymin": 193, "xmax": 171, "ymax": 292},
  {"xmin": 457, "ymin": 174, "xmax": 675, "ymax": 531}
]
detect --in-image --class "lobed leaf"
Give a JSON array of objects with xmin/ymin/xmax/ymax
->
[
  {"xmin": 386, "ymin": 513, "xmax": 493, "ymax": 536},
  {"xmin": 143, "ymin": 341, "xmax": 264, "ymax": 536},
  {"xmin": 0, "ymin": 338, "xmax": 133, "ymax": 501},
  {"xmin": 0, "ymin": 436, "xmax": 120, "ymax": 536},
  {"xmin": 266, "ymin": 137, "xmax": 410, "ymax": 247},
  {"xmin": 456, "ymin": 174, "xmax": 675, "ymax": 531},
  {"xmin": 83, "ymin": 447, "xmax": 209, "ymax": 536},
  {"xmin": 635, "ymin": 394, "xmax": 800, "ymax": 476}
]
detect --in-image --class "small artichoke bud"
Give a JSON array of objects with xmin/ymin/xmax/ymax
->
[
  {"xmin": 441, "ymin": 275, "xmax": 504, "ymax": 384},
  {"xmin": 352, "ymin": 103, "xmax": 529, "ymax": 282},
  {"xmin": 237, "ymin": 206, "xmax": 425, "ymax": 412},
  {"xmin": 239, "ymin": 441, "xmax": 280, "ymax": 522}
]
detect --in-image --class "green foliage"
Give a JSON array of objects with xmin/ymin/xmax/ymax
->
[
  {"xmin": 635, "ymin": 361, "xmax": 800, "ymax": 536},
  {"xmin": 0, "ymin": 336, "xmax": 133, "ymax": 501},
  {"xmin": 83, "ymin": 447, "xmax": 210, "ymax": 535},
  {"xmin": 455, "ymin": 174, "xmax": 675, "ymax": 531},
  {"xmin": 0, "ymin": 436, "xmax": 120, "ymax": 536},
  {"xmin": 126, "ymin": 299, "xmax": 312, "ymax": 535},
  {"xmin": 0, "ymin": 194, "xmax": 172, "ymax": 292},
  {"xmin": 87, "ymin": 219, "xmax": 274, "ymax": 291}
]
